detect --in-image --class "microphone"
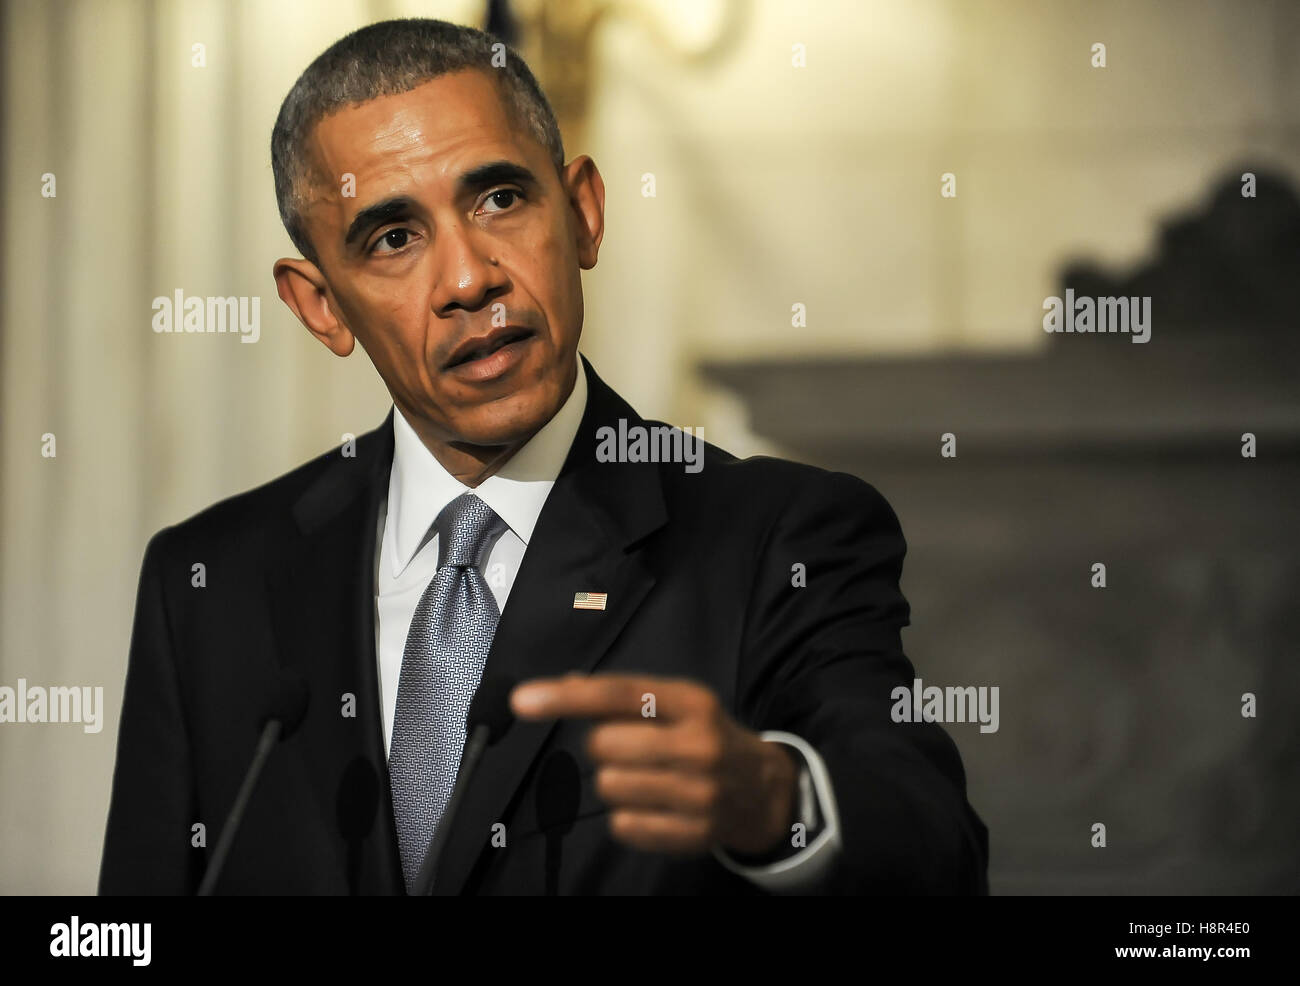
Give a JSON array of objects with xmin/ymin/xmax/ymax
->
[
  {"xmin": 412, "ymin": 671, "xmax": 516, "ymax": 896},
  {"xmin": 197, "ymin": 674, "xmax": 309, "ymax": 896},
  {"xmin": 535, "ymin": 750, "xmax": 581, "ymax": 896},
  {"xmin": 336, "ymin": 756, "xmax": 380, "ymax": 894}
]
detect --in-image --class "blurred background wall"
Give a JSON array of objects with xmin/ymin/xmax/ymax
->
[{"xmin": 2, "ymin": 0, "xmax": 1297, "ymax": 893}]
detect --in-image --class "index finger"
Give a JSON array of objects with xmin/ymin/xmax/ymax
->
[{"xmin": 509, "ymin": 673, "xmax": 714, "ymax": 722}]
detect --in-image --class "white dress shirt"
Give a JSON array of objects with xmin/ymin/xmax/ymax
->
[{"xmin": 373, "ymin": 354, "xmax": 841, "ymax": 891}]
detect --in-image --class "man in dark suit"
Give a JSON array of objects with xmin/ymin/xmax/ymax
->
[{"xmin": 100, "ymin": 18, "xmax": 987, "ymax": 895}]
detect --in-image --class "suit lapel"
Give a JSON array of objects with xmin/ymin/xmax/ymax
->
[
  {"xmin": 432, "ymin": 358, "xmax": 668, "ymax": 894},
  {"xmin": 265, "ymin": 411, "xmax": 405, "ymax": 894}
]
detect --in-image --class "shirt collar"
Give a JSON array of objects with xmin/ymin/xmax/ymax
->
[{"xmin": 384, "ymin": 353, "xmax": 588, "ymax": 579}]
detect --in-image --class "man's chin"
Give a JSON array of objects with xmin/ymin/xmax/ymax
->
[
  {"xmin": 424, "ymin": 356, "xmax": 574, "ymax": 449},
  {"xmin": 444, "ymin": 404, "xmax": 556, "ymax": 451}
]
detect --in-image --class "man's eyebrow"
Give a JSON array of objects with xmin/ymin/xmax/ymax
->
[
  {"xmin": 343, "ymin": 195, "xmax": 420, "ymax": 250},
  {"xmin": 341, "ymin": 164, "xmax": 539, "ymax": 251},
  {"xmin": 457, "ymin": 160, "xmax": 539, "ymax": 195}
]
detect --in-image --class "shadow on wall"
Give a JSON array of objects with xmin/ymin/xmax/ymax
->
[{"xmin": 1058, "ymin": 165, "xmax": 1300, "ymax": 341}]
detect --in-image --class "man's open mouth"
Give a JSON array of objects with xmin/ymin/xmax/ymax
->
[{"xmin": 445, "ymin": 327, "xmax": 535, "ymax": 368}]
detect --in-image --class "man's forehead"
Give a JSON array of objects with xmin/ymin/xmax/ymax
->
[{"xmin": 309, "ymin": 70, "xmax": 521, "ymax": 173}]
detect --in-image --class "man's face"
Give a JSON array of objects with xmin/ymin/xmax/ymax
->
[{"xmin": 285, "ymin": 69, "xmax": 602, "ymax": 449}]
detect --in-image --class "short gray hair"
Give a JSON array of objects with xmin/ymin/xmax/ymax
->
[{"xmin": 271, "ymin": 18, "xmax": 564, "ymax": 265}]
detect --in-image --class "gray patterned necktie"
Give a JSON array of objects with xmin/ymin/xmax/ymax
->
[{"xmin": 389, "ymin": 492, "xmax": 508, "ymax": 892}]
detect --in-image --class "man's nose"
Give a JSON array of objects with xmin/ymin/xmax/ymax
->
[{"xmin": 428, "ymin": 222, "xmax": 507, "ymax": 314}]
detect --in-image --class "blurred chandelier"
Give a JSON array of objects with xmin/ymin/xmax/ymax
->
[{"xmin": 484, "ymin": 0, "xmax": 745, "ymax": 150}]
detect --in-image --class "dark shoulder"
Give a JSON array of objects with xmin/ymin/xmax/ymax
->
[
  {"xmin": 648, "ymin": 421, "xmax": 900, "ymax": 532},
  {"xmin": 143, "ymin": 427, "xmax": 383, "ymax": 562}
]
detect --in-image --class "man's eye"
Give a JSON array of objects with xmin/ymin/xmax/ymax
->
[
  {"xmin": 371, "ymin": 228, "xmax": 412, "ymax": 254},
  {"xmin": 479, "ymin": 189, "xmax": 520, "ymax": 214}
]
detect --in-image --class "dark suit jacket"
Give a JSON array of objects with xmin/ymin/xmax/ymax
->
[{"xmin": 99, "ymin": 357, "xmax": 988, "ymax": 895}]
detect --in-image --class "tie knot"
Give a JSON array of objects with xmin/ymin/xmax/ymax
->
[{"xmin": 435, "ymin": 493, "xmax": 507, "ymax": 570}]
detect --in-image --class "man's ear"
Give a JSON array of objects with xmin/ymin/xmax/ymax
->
[
  {"xmin": 273, "ymin": 257, "xmax": 356, "ymax": 356},
  {"xmin": 562, "ymin": 155, "xmax": 605, "ymax": 270}
]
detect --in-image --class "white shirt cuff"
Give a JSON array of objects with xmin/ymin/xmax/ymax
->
[{"xmin": 712, "ymin": 731, "xmax": 842, "ymax": 892}]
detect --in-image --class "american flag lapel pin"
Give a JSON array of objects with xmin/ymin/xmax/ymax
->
[{"xmin": 573, "ymin": 591, "xmax": 608, "ymax": 611}]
